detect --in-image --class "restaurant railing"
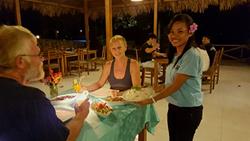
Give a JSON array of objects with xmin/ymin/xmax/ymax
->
[
  {"xmin": 214, "ymin": 44, "xmax": 250, "ymax": 63},
  {"xmin": 38, "ymin": 39, "xmax": 84, "ymax": 52}
]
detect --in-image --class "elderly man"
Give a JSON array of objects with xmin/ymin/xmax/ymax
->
[{"xmin": 0, "ymin": 25, "xmax": 89, "ymax": 141}]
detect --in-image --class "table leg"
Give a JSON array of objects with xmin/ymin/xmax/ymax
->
[
  {"xmin": 61, "ymin": 57, "xmax": 65, "ymax": 76},
  {"xmin": 138, "ymin": 126, "xmax": 147, "ymax": 141},
  {"xmin": 141, "ymin": 68, "xmax": 145, "ymax": 86},
  {"xmin": 63, "ymin": 55, "xmax": 68, "ymax": 75},
  {"xmin": 153, "ymin": 61, "xmax": 159, "ymax": 88}
]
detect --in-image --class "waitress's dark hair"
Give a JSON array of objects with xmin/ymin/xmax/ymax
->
[{"xmin": 167, "ymin": 14, "xmax": 197, "ymax": 67}]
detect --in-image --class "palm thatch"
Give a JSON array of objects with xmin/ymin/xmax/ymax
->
[{"xmin": 0, "ymin": 0, "xmax": 249, "ymax": 18}]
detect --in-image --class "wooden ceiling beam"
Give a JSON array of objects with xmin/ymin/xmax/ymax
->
[
  {"xmin": 23, "ymin": 0, "xmax": 82, "ymax": 10},
  {"xmin": 22, "ymin": 0, "xmax": 166, "ymax": 12},
  {"xmin": 87, "ymin": 1, "xmax": 154, "ymax": 9}
]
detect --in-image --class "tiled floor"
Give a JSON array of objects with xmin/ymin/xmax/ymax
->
[{"xmin": 28, "ymin": 60, "xmax": 250, "ymax": 141}]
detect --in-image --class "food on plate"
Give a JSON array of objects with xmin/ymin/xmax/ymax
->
[
  {"xmin": 91, "ymin": 101, "xmax": 112, "ymax": 117},
  {"xmin": 104, "ymin": 96, "xmax": 124, "ymax": 102},
  {"xmin": 122, "ymin": 87, "xmax": 154, "ymax": 101},
  {"xmin": 51, "ymin": 95, "xmax": 76, "ymax": 101},
  {"xmin": 109, "ymin": 89, "xmax": 120, "ymax": 96},
  {"xmin": 50, "ymin": 94, "xmax": 78, "ymax": 106}
]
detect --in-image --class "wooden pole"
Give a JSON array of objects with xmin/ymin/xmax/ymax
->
[
  {"xmin": 15, "ymin": 0, "xmax": 22, "ymax": 25},
  {"xmin": 153, "ymin": 0, "xmax": 159, "ymax": 87},
  {"xmin": 84, "ymin": 0, "xmax": 90, "ymax": 50},
  {"xmin": 105, "ymin": 0, "xmax": 113, "ymax": 60},
  {"xmin": 153, "ymin": 0, "xmax": 158, "ymax": 35}
]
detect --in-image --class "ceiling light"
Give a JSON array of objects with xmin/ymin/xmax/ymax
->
[{"xmin": 131, "ymin": 0, "xmax": 143, "ymax": 2}]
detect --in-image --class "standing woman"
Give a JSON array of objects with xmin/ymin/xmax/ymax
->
[
  {"xmin": 82, "ymin": 35, "xmax": 141, "ymax": 92},
  {"xmin": 136, "ymin": 14, "xmax": 203, "ymax": 141}
]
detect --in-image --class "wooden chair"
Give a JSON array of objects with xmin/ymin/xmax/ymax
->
[
  {"xmin": 89, "ymin": 46, "xmax": 106, "ymax": 70},
  {"xmin": 215, "ymin": 47, "xmax": 224, "ymax": 84},
  {"xmin": 141, "ymin": 66, "xmax": 154, "ymax": 86},
  {"xmin": 202, "ymin": 50, "xmax": 220, "ymax": 93},
  {"xmin": 43, "ymin": 49, "xmax": 63, "ymax": 75},
  {"xmin": 68, "ymin": 49, "xmax": 91, "ymax": 76},
  {"xmin": 82, "ymin": 49, "xmax": 98, "ymax": 71},
  {"xmin": 140, "ymin": 58, "xmax": 168, "ymax": 87}
]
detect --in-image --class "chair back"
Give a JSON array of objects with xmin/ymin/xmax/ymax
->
[
  {"xmin": 217, "ymin": 47, "xmax": 224, "ymax": 66},
  {"xmin": 101, "ymin": 46, "xmax": 106, "ymax": 59},
  {"xmin": 202, "ymin": 50, "xmax": 221, "ymax": 93},
  {"xmin": 76, "ymin": 48, "xmax": 85, "ymax": 61},
  {"xmin": 43, "ymin": 49, "xmax": 62, "ymax": 74},
  {"xmin": 206, "ymin": 50, "xmax": 220, "ymax": 73},
  {"xmin": 215, "ymin": 47, "xmax": 224, "ymax": 83}
]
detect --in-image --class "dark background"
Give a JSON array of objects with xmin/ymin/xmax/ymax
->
[{"xmin": 1, "ymin": 4, "xmax": 249, "ymax": 51}]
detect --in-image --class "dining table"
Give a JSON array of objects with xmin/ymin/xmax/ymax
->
[{"xmin": 54, "ymin": 88, "xmax": 160, "ymax": 141}]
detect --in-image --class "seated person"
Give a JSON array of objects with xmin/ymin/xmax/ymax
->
[
  {"xmin": 140, "ymin": 33, "xmax": 166, "ymax": 68},
  {"xmin": 201, "ymin": 35, "xmax": 216, "ymax": 66},
  {"xmin": 197, "ymin": 46, "xmax": 210, "ymax": 71},
  {"xmin": 82, "ymin": 35, "xmax": 141, "ymax": 92},
  {"xmin": 0, "ymin": 25, "xmax": 90, "ymax": 141}
]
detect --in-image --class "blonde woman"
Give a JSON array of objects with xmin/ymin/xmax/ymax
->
[{"xmin": 82, "ymin": 35, "xmax": 141, "ymax": 92}]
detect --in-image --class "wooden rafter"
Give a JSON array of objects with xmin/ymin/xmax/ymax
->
[{"xmin": 23, "ymin": 0, "xmax": 82, "ymax": 10}]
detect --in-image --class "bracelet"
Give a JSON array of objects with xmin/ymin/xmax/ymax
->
[{"xmin": 150, "ymin": 96, "xmax": 156, "ymax": 103}]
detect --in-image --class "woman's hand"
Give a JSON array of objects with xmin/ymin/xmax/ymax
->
[{"xmin": 80, "ymin": 84, "xmax": 88, "ymax": 92}]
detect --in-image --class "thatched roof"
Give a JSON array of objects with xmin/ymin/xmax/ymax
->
[{"xmin": 0, "ymin": 0, "xmax": 249, "ymax": 18}]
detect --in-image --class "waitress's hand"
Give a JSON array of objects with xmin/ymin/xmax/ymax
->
[
  {"xmin": 134, "ymin": 98, "xmax": 153, "ymax": 106},
  {"xmin": 153, "ymin": 84, "xmax": 165, "ymax": 93}
]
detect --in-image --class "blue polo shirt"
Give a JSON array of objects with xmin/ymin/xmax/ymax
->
[
  {"xmin": 165, "ymin": 47, "xmax": 203, "ymax": 107},
  {"xmin": 0, "ymin": 77, "xmax": 69, "ymax": 141}
]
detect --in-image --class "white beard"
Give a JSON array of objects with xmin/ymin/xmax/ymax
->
[{"xmin": 24, "ymin": 62, "xmax": 45, "ymax": 82}]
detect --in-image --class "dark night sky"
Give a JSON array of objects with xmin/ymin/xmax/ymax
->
[{"xmin": 0, "ymin": 3, "xmax": 249, "ymax": 45}]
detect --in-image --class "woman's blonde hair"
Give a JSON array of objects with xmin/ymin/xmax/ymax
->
[
  {"xmin": 109, "ymin": 35, "xmax": 127, "ymax": 48},
  {"xmin": 0, "ymin": 25, "xmax": 36, "ymax": 70}
]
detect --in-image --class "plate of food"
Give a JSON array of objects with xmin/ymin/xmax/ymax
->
[
  {"xmin": 91, "ymin": 101, "xmax": 113, "ymax": 117},
  {"xmin": 50, "ymin": 94, "xmax": 77, "ymax": 106},
  {"xmin": 122, "ymin": 87, "xmax": 154, "ymax": 102},
  {"xmin": 103, "ymin": 95, "xmax": 126, "ymax": 106}
]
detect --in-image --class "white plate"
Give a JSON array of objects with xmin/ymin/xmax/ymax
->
[
  {"xmin": 122, "ymin": 87, "xmax": 154, "ymax": 102},
  {"xmin": 51, "ymin": 94, "xmax": 77, "ymax": 106},
  {"xmin": 51, "ymin": 92, "xmax": 89, "ymax": 106}
]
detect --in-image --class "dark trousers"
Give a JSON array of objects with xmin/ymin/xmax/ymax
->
[{"xmin": 167, "ymin": 104, "xmax": 203, "ymax": 141}]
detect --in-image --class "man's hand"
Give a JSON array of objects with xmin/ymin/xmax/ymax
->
[
  {"xmin": 75, "ymin": 98, "xmax": 90, "ymax": 119},
  {"xmin": 66, "ymin": 98, "xmax": 90, "ymax": 141}
]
